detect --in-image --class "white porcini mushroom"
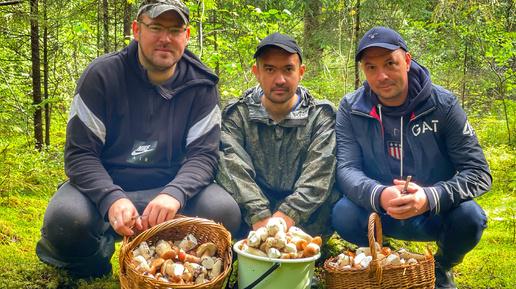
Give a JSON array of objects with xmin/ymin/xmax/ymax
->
[
  {"xmin": 136, "ymin": 261, "xmax": 151, "ymax": 274},
  {"xmin": 208, "ymin": 258, "xmax": 223, "ymax": 279},
  {"xmin": 273, "ymin": 231, "xmax": 287, "ymax": 249},
  {"xmin": 266, "ymin": 217, "xmax": 287, "ymax": 236},
  {"xmin": 336, "ymin": 253, "xmax": 353, "ymax": 266},
  {"xmin": 247, "ymin": 230, "xmax": 262, "ymax": 248},
  {"xmin": 360, "ymin": 255, "xmax": 373, "ymax": 267},
  {"xmin": 256, "ymin": 227, "xmax": 269, "ymax": 241},
  {"xmin": 242, "ymin": 244, "xmax": 268, "ymax": 257},
  {"xmin": 407, "ymin": 258, "xmax": 418, "ymax": 265},
  {"xmin": 283, "ymin": 242, "xmax": 297, "ymax": 255},
  {"xmin": 354, "ymin": 252, "xmax": 366, "ymax": 267},
  {"xmin": 355, "ymin": 247, "xmax": 371, "ymax": 256},
  {"xmin": 196, "ymin": 273, "xmax": 208, "ymax": 284},
  {"xmin": 266, "ymin": 247, "xmax": 281, "ymax": 258},
  {"xmin": 179, "ymin": 234, "xmax": 198, "ymax": 252},
  {"xmin": 184, "ymin": 262, "xmax": 202, "ymax": 278},
  {"xmin": 133, "ymin": 241, "xmax": 152, "ymax": 261},
  {"xmin": 131, "ymin": 255, "xmax": 147, "ymax": 267},
  {"xmin": 386, "ymin": 253, "xmax": 402, "ymax": 265},
  {"xmin": 288, "ymin": 226, "xmax": 313, "ymax": 243},
  {"xmin": 398, "ymin": 248, "xmax": 427, "ymax": 261},
  {"xmin": 165, "ymin": 262, "xmax": 185, "ymax": 282},
  {"xmin": 155, "ymin": 240, "xmax": 172, "ymax": 258},
  {"xmin": 197, "ymin": 242, "xmax": 217, "ymax": 269}
]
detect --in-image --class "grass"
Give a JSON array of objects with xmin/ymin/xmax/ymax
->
[{"xmin": 0, "ymin": 142, "xmax": 515, "ymax": 288}]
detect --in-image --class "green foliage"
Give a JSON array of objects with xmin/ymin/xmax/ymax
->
[{"xmin": 1, "ymin": 0, "xmax": 516, "ymax": 288}]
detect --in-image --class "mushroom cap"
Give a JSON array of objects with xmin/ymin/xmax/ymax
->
[{"xmin": 196, "ymin": 242, "xmax": 217, "ymax": 257}]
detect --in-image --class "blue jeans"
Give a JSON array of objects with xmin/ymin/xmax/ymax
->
[
  {"xmin": 36, "ymin": 181, "xmax": 241, "ymax": 278},
  {"xmin": 331, "ymin": 196, "xmax": 487, "ymax": 269}
]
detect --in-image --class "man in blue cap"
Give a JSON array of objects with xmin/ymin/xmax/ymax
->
[{"xmin": 332, "ymin": 26, "xmax": 491, "ymax": 288}]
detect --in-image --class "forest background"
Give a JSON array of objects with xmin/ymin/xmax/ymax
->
[{"xmin": 0, "ymin": 0, "xmax": 515, "ymax": 288}]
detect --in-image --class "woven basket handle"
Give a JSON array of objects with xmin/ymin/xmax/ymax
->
[{"xmin": 367, "ymin": 212, "xmax": 383, "ymax": 284}]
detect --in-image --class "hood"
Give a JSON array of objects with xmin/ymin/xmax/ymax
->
[
  {"xmin": 125, "ymin": 40, "xmax": 219, "ymax": 99},
  {"xmin": 364, "ymin": 60, "xmax": 432, "ymax": 117}
]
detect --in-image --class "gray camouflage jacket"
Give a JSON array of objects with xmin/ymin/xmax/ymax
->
[{"xmin": 216, "ymin": 85, "xmax": 337, "ymax": 226}]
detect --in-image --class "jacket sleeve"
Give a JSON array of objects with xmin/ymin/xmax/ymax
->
[
  {"xmin": 424, "ymin": 95, "xmax": 492, "ymax": 216},
  {"xmin": 216, "ymin": 102, "xmax": 272, "ymax": 226},
  {"xmin": 279, "ymin": 104, "xmax": 337, "ymax": 224},
  {"xmin": 65, "ymin": 60, "xmax": 127, "ymax": 220},
  {"xmin": 335, "ymin": 95, "xmax": 386, "ymax": 214},
  {"xmin": 161, "ymin": 85, "xmax": 221, "ymax": 207}
]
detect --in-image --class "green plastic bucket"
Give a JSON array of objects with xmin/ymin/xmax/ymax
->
[{"xmin": 233, "ymin": 240, "xmax": 320, "ymax": 289}]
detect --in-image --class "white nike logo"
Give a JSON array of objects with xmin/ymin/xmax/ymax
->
[{"xmin": 131, "ymin": 145, "xmax": 155, "ymax": 156}]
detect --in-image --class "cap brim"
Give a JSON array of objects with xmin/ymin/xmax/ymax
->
[
  {"xmin": 141, "ymin": 5, "xmax": 189, "ymax": 25},
  {"xmin": 355, "ymin": 43, "xmax": 401, "ymax": 61},
  {"xmin": 253, "ymin": 44, "xmax": 298, "ymax": 58}
]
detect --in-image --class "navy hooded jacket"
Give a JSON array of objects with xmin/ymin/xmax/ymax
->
[{"xmin": 335, "ymin": 60, "xmax": 491, "ymax": 217}]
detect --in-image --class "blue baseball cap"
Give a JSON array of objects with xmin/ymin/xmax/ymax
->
[{"xmin": 355, "ymin": 27, "xmax": 408, "ymax": 62}]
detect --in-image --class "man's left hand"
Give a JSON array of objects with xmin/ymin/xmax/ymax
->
[
  {"xmin": 386, "ymin": 179, "xmax": 430, "ymax": 219},
  {"xmin": 141, "ymin": 194, "xmax": 181, "ymax": 230}
]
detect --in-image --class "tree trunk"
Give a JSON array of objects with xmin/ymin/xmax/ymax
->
[
  {"xmin": 31, "ymin": 0, "xmax": 43, "ymax": 150},
  {"xmin": 212, "ymin": 10, "xmax": 219, "ymax": 75},
  {"xmin": 354, "ymin": 0, "xmax": 361, "ymax": 90},
  {"xmin": 44, "ymin": 0, "xmax": 50, "ymax": 146},
  {"xmin": 303, "ymin": 0, "xmax": 322, "ymax": 73},
  {"xmin": 123, "ymin": 0, "xmax": 132, "ymax": 47},
  {"xmin": 103, "ymin": 0, "xmax": 109, "ymax": 54}
]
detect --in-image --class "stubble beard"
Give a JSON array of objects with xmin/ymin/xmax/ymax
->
[{"xmin": 139, "ymin": 42, "xmax": 178, "ymax": 73}]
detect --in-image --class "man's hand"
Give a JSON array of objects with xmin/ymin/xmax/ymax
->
[
  {"xmin": 141, "ymin": 194, "xmax": 181, "ymax": 230},
  {"xmin": 108, "ymin": 198, "xmax": 142, "ymax": 236},
  {"xmin": 380, "ymin": 179, "xmax": 430, "ymax": 219},
  {"xmin": 251, "ymin": 211, "xmax": 295, "ymax": 231}
]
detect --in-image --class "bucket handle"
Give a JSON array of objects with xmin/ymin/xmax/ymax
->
[{"xmin": 243, "ymin": 261, "xmax": 281, "ymax": 289}]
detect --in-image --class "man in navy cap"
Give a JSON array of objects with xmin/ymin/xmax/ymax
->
[
  {"xmin": 216, "ymin": 32, "xmax": 340, "ymax": 240},
  {"xmin": 36, "ymin": 0, "xmax": 241, "ymax": 278},
  {"xmin": 332, "ymin": 26, "xmax": 491, "ymax": 288}
]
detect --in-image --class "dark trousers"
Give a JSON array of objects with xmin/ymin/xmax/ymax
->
[
  {"xmin": 331, "ymin": 196, "xmax": 487, "ymax": 269},
  {"xmin": 36, "ymin": 181, "xmax": 241, "ymax": 278}
]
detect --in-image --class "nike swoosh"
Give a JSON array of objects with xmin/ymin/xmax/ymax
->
[{"xmin": 131, "ymin": 148, "xmax": 155, "ymax": 156}]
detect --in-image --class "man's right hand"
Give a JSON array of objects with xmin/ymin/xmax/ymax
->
[
  {"xmin": 380, "ymin": 180, "xmax": 429, "ymax": 219},
  {"xmin": 108, "ymin": 198, "xmax": 142, "ymax": 236}
]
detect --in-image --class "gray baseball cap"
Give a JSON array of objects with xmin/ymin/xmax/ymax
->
[{"xmin": 137, "ymin": 0, "xmax": 190, "ymax": 24}]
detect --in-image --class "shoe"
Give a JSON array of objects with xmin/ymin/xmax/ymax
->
[
  {"xmin": 434, "ymin": 263, "xmax": 457, "ymax": 289},
  {"xmin": 310, "ymin": 273, "xmax": 321, "ymax": 289}
]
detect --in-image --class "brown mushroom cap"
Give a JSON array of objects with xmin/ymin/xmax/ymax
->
[{"xmin": 196, "ymin": 242, "xmax": 217, "ymax": 257}]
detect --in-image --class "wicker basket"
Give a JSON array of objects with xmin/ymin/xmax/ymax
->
[
  {"xmin": 119, "ymin": 216, "xmax": 232, "ymax": 289},
  {"xmin": 324, "ymin": 213, "xmax": 435, "ymax": 289}
]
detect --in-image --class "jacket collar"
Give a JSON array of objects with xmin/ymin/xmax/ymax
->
[{"xmin": 242, "ymin": 85, "xmax": 315, "ymax": 125}]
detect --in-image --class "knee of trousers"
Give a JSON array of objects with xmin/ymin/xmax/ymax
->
[
  {"xmin": 186, "ymin": 183, "xmax": 242, "ymax": 236},
  {"xmin": 442, "ymin": 200, "xmax": 487, "ymax": 241},
  {"xmin": 331, "ymin": 196, "xmax": 370, "ymax": 247},
  {"xmin": 40, "ymin": 186, "xmax": 109, "ymax": 257}
]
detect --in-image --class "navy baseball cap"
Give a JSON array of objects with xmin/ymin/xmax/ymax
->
[
  {"xmin": 137, "ymin": 0, "xmax": 190, "ymax": 25},
  {"xmin": 355, "ymin": 27, "xmax": 408, "ymax": 62},
  {"xmin": 254, "ymin": 32, "xmax": 303, "ymax": 64}
]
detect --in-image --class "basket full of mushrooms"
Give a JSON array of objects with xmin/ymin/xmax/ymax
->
[
  {"xmin": 324, "ymin": 213, "xmax": 435, "ymax": 289},
  {"xmin": 119, "ymin": 216, "xmax": 232, "ymax": 289}
]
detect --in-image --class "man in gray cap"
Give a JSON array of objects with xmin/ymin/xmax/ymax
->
[
  {"xmin": 216, "ymin": 32, "xmax": 340, "ymax": 241},
  {"xmin": 332, "ymin": 26, "xmax": 491, "ymax": 288},
  {"xmin": 36, "ymin": 0, "xmax": 240, "ymax": 278}
]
